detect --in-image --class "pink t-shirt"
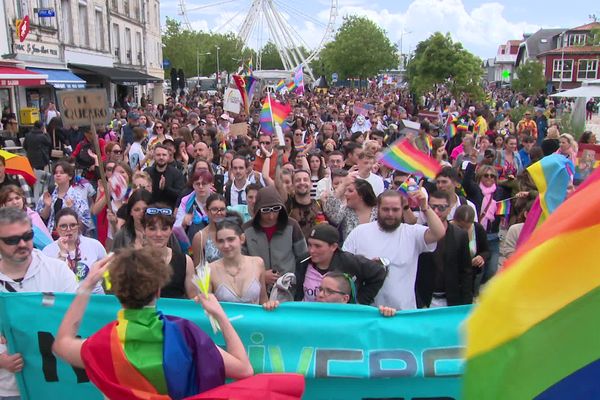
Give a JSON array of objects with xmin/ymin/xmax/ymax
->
[{"xmin": 303, "ymin": 264, "xmax": 325, "ymax": 302}]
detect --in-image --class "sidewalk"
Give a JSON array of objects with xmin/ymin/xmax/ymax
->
[{"xmin": 586, "ymin": 114, "xmax": 600, "ymax": 137}]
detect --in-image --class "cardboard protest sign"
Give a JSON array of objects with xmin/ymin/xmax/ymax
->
[
  {"xmin": 224, "ymin": 87, "xmax": 242, "ymax": 114},
  {"xmin": 229, "ymin": 122, "xmax": 248, "ymax": 137},
  {"xmin": 56, "ymin": 89, "xmax": 110, "ymax": 127}
]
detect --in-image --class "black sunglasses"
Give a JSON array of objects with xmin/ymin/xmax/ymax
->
[{"xmin": 0, "ymin": 230, "xmax": 34, "ymax": 245}]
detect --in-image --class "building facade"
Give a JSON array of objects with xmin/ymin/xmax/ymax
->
[{"xmin": 0, "ymin": 0, "xmax": 163, "ymax": 125}]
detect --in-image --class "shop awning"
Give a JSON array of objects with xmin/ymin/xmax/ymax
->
[
  {"xmin": 27, "ymin": 68, "xmax": 86, "ymax": 89},
  {"xmin": 0, "ymin": 67, "xmax": 47, "ymax": 86},
  {"xmin": 68, "ymin": 63, "xmax": 162, "ymax": 86}
]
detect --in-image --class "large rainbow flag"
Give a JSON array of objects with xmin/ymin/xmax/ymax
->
[
  {"xmin": 379, "ymin": 139, "xmax": 442, "ymax": 179},
  {"xmin": 81, "ymin": 308, "xmax": 225, "ymax": 399},
  {"xmin": 232, "ymin": 74, "xmax": 257, "ymax": 114},
  {"xmin": 463, "ymin": 167, "xmax": 600, "ymax": 399},
  {"xmin": 259, "ymin": 96, "xmax": 291, "ymax": 136}
]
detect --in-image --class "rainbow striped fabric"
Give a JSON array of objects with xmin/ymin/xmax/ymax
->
[
  {"xmin": 463, "ymin": 167, "xmax": 600, "ymax": 399},
  {"xmin": 259, "ymin": 96, "xmax": 291, "ymax": 135},
  {"xmin": 276, "ymin": 79, "xmax": 286, "ymax": 93},
  {"xmin": 379, "ymin": 139, "xmax": 442, "ymax": 179},
  {"xmin": 527, "ymin": 154, "xmax": 574, "ymax": 219},
  {"xmin": 294, "ymin": 65, "xmax": 304, "ymax": 95},
  {"xmin": 495, "ymin": 198, "xmax": 511, "ymax": 217},
  {"xmin": 446, "ymin": 115, "xmax": 457, "ymax": 139},
  {"xmin": 232, "ymin": 74, "xmax": 257, "ymax": 114},
  {"xmin": 80, "ymin": 308, "xmax": 225, "ymax": 400}
]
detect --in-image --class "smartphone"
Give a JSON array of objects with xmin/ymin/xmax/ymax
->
[{"xmin": 214, "ymin": 174, "xmax": 225, "ymax": 194}]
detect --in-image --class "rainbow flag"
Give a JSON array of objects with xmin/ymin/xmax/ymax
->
[
  {"xmin": 80, "ymin": 307, "xmax": 225, "ymax": 399},
  {"xmin": 379, "ymin": 139, "xmax": 442, "ymax": 179},
  {"xmin": 286, "ymin": 80, "xmax": 297, "ymax": 93},
  {"xmin": 457, "ymin": 122, "xmax": 469, "ymax": 132},
  {"xmin": 232, "ymin": 74, "xmax": 257, "ymax": 114},
  {"xmin": 425, "ymin": 135, "xmax": 433, "ymax": 152},
  {"xmin": 247, "ymin": 57, "xmax": 253, "ymax": 75},
  {"xmin": 463, "ymin": 167, "xmax": 600, "ymax": 399},
  {"xmin": 259, "ymin": 95, "xmax": 291, "ymax": 135},
  {"xmin": 293, "ymin": 65, "xmax": 304, "ymax": 95},
  {"xmin": 276, "ymin": 79, "xmax": 286, "ymax": 93},
  {"xmin": 446, "ymin": 115, "xmax": 457, "ymax": 139},
  {"xmin": 495, "ymin": 198, "xmax": 511, "ymax": 217}
]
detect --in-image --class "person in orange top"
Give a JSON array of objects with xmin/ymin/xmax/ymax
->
[{"xmin": 516, "ymin": 111, "xmax": 538, "ymax": 139}]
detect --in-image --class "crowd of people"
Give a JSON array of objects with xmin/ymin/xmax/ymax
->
[{"xmin": 0, "ymin": 81, "xmax": 595, "ymax": 399}]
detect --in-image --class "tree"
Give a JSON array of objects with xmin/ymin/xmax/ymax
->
[
  {"xmin": 318, "ymin": 16, "xmax": 399, "ymax": 80},
  {"xmin": 406, "ymin": 32, "xmax": 484, "ymax": 100},
  {"xmin": 259, "ymin": 41, "xmax": 284, "ymax": 70},
  {"xmin": 511, "ymin": 61, "xmax": 546, "ymax": 96},
  {"xmin": 161, "ymin": 18, "xmax": 252, "ymax": 79}
]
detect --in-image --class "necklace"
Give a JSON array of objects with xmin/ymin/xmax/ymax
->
[{"xmin": 223, "ymin": 261, "xmax": 242, "ymax": 281}]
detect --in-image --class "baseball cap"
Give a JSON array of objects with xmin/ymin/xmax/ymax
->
[
  {"xmin": 128, "ymin": 111, "xmax": 140, "ymax": 119},
  {"xmin": 308, "ymin": 224, "xmax": 339, "ymax": 245}
]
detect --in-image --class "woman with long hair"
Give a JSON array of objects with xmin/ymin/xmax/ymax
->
[
  {"xmin": 307, "ymin": 153, "xmax": 326, "ymax": 199},
  {"xmin": 142, "ymin": 203, "xmax": 197, "ymax": 299},
  {"xmin": 209, "ymin": 220, "xmax": 267, "ymax": 304},
  {"xmin": 323, "ymin": 174, "xmax": 378, "ymax": 242},
  {"xmin": 148, "ymin": 120, "xmax": 172, "ymax": 150},
  {"xmin": 175, "ymin": 170, "xmax": 213, "ymax": 245},
  {"xmin": 52, "ymin": 248, "xmax": 255, "ymax": 399},
  {"xmin": 112, "ymin": 189, "xmax": 152, "ymax": 250},
  {"xmin": 105, "ymin": 142, "xmax": 125, "ymax": 163},
  {"xmin": 36, "ymin": 161, "xmax": 92, "ymax": 235},
  {"xmin": 494, "ymin": 135, "xmax": 523, "ymax": 192},
  {"xmin": 42, "ymin": 208, "xmax": 106, "ymax": 293},
  {"xmin": 0, "ymin": 184, "xmax": 52, "ymax": 249},
  {"xmin": 191, "ymin": 194, "xmax": 228, "ymax": 266},
  {"xmin": 557, "ymin": 133, "xmax": 578, "ymax": 160}
]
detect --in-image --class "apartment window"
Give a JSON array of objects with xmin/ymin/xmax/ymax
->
[
  {"xmin": 112, "ymin": 23, "xmax": 120, "ymax": 60},
  {"xmin": 124, "ymin": 0, "xmax": 130, "ymax": 17},
  {"xmin": 155, "ymin": 2, "xmax": 160, "ymax": 27},
  {"xmin": 136, "ymin": 31, "xmax": 143, "ymax": 64},
  {"xmin": 125, "ymin": 27, "xmax": 132, "ymax": 63},
  {"xmin": 111, "ymin": 0, "xmax": 118, "ymax": 11},
  {"xmin": 578, "ymin": 59, "xmax": 598, "ymax": 80},
  {"xmin": 79, "ymin": 2, "xmax": 89, "ymax": 47},
  {"xmin": 568, "ymin": 34, "xmax": 586, "ymax": 47},
  {"xmin": 95, "ymin": 9, "xmax": 104, "ymax": 50},
  {"xmin": 38, "ymin": 0, "xmax": 54, "ymax": 27},
  {"xmin": 134, "ymin": 0, "xmax": 141, "ymax": 21},
  {"xmin": 553, "ymin": 59, "xmax": 573, "ymax": 80},
  {"xmin": 61, "ymin": 0, "xmax": 73, "ymax": 44}
]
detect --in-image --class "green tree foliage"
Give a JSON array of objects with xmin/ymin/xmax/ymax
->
[
  {"xmin": 259, "ymin": 41, "xmax": 285, "ymax": 70},
  {"xmin": 161, "ymin": 18, "xmax": 253, "ymax": 79},
  {"xmin": 511, "ymin": 61, "xmax": 546, "ymax": 96},
  {"xmin": 318, "ymin": 16, "xmax": 399, "ymax": 79},
  {"xmin": 406, "ymin": 32, "xmax": 484, "ymax": 100}
]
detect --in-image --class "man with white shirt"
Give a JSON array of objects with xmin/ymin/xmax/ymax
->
[
  {"xmin": 316, "ymin": 150, "xmax": 345, "ymax": 198},
  {"xmin": 343, "ymin": 190, "xmax": 445, "ymax": 310},
  {"xmin": 356, "ymin": 151, "xmax": 384, "ymax": 196},
  {"xmin": 0, "ymin": 208, "xmax": 78, "ymax": 399},
  {"xmin": 225, "ymin": 156, "xmax": 254, "ymax": 206}
]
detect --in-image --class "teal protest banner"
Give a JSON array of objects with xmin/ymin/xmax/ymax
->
[{"xmin": 0, "ymin": 293, "xmax": 469, "ymax": 399}]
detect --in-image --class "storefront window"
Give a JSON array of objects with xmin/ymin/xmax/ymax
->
[{"xmin": 0, "ymin": 89, "xmax": 11, "ymax": 116}]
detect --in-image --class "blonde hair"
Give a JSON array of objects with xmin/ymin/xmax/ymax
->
[{"xmin": 476, "ymin": 165, "xmax": 498, "ymax": 181}]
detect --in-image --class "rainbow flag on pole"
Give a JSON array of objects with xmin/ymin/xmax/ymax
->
[
  {"xmin": 276, "ymin": 79, "xmax": 286, "ymax": 93},
  {"xmin": 294, "ymin": 65, "xmax": 304, "ymax": 95},
  {"xmin": 232, "ymin": 74, "xmax": 257, "ymax": 114},
  {"xmin": 495, "ymin": 198, "xmax": 511, "ymax": 218},
  {"xmin": 379, "ymin": 139, "xmax": 442, "ymax": 179},
  {"xmin": 259, "ymin": 95, "xmax": 291, "ymax": 135},
  {"xmin": 80, "ymin": 308, "xmax": 225, "ymax": 399},
  {"xmin": 446, "ymin": 115, "xmax": 457, "ymax": 139},
  {"xmin": 463, "ymin": 167, "xmax": 600, "ymax": 400}
]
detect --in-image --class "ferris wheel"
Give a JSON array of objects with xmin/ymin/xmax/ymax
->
[{"xmin": 177, "ymin": 0, "xmax": 338, "ymax": 79}]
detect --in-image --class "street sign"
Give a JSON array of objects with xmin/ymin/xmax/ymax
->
[
  {"xmin": 162, "ymin": 59, "xmax": 171, "ymax": 69},
  {"xmin": 56, "ymin": 89, "xmax": 110, "ymax": 127},
  {"xmin": 16, "ymin": 16, "xmax": 30, "ymax": 43},
  {"xmin": 502, "ymin": 70, "xmax": 511, "ymax": 79},
  {"xmin": 332, "ymin": 72, "xmax": 338, "ymax": 83},
  {"xmin": 37, "ymin": 8, "xmax": 56, "ymax": 18}
]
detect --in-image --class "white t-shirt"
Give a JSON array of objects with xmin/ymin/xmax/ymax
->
[
  {"xmin": 42, "ymin": 236, "xmax": 106, "ymax": 294},
  {"xmin": 0, "ymin": 249, "xmax": 78, "ymax": 396},
  {"xmin": 363, "ymin": 173, "xmax": 385, "ymax": 196},
  {"xmin": 342, "ymin": 221, "xmax": 435, "ymax": 310},
  {"xmin": 128, "ymin": 142, "xmax": 145, "ymax": 170}
]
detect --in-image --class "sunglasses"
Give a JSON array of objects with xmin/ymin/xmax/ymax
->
[
  {"xmin": 146, "ymin": 207, "xmax": 173, "ymax": 216},
  {"xmin": 429, "ymin": 204, "xmax": 449, "ymax": 211},
  {"xmin": 259, "ymin": 141, "xmax": 271, "ymax": 146},
  {"xmin": 208, "ymin": 207, "xmax": 227, "ymax": 214},
  {"xmin": 0, "ymin": 230, "xmax": 34, "ymax": 245},
  {"xmin": 155, "ymin": 126, "xmax": 164, "ymax": 129},
  {"xmin": 112, "ymin": 150, "xmax": 122, "ymax": 154},
  {"xmin": 482, "ymin": 173, "xmax": 496, "ymax": 178},
  {"xmin": 260, "ymin": 205, "xmax": 283, "ymax": 214}
]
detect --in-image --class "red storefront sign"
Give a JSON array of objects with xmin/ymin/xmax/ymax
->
[{"xmin": 0, "ymin": 67, "xmax": 46, "ymax": 86}]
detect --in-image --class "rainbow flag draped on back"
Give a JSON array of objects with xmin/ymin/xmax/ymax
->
[
  {"xmin": 463, "ymin": 167, "xmax": 600, "ymax": 399},
  {"xmin": 379, "ymin": 139, "xmax": 442, "ymax": 179},
  {"xmin": 232, "ymin": 74, "xmax": 257, "ymax": 114},
  {"xmin": 259, "ymin": 96, "xmax": 291, "ymax": 135},
  {"xmin": 80, "ymin": 308, "xmax": 225, "ymax": 400}
]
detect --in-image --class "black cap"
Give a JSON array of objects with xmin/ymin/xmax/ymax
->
[{"xmin": 308, "ymin": 224, "xmax": 339, "ymax": 245}]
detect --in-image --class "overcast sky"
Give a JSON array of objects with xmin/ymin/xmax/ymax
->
[{"xmin": 161, "ymin": 0, "xmax": 597, "ymax": 59}]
